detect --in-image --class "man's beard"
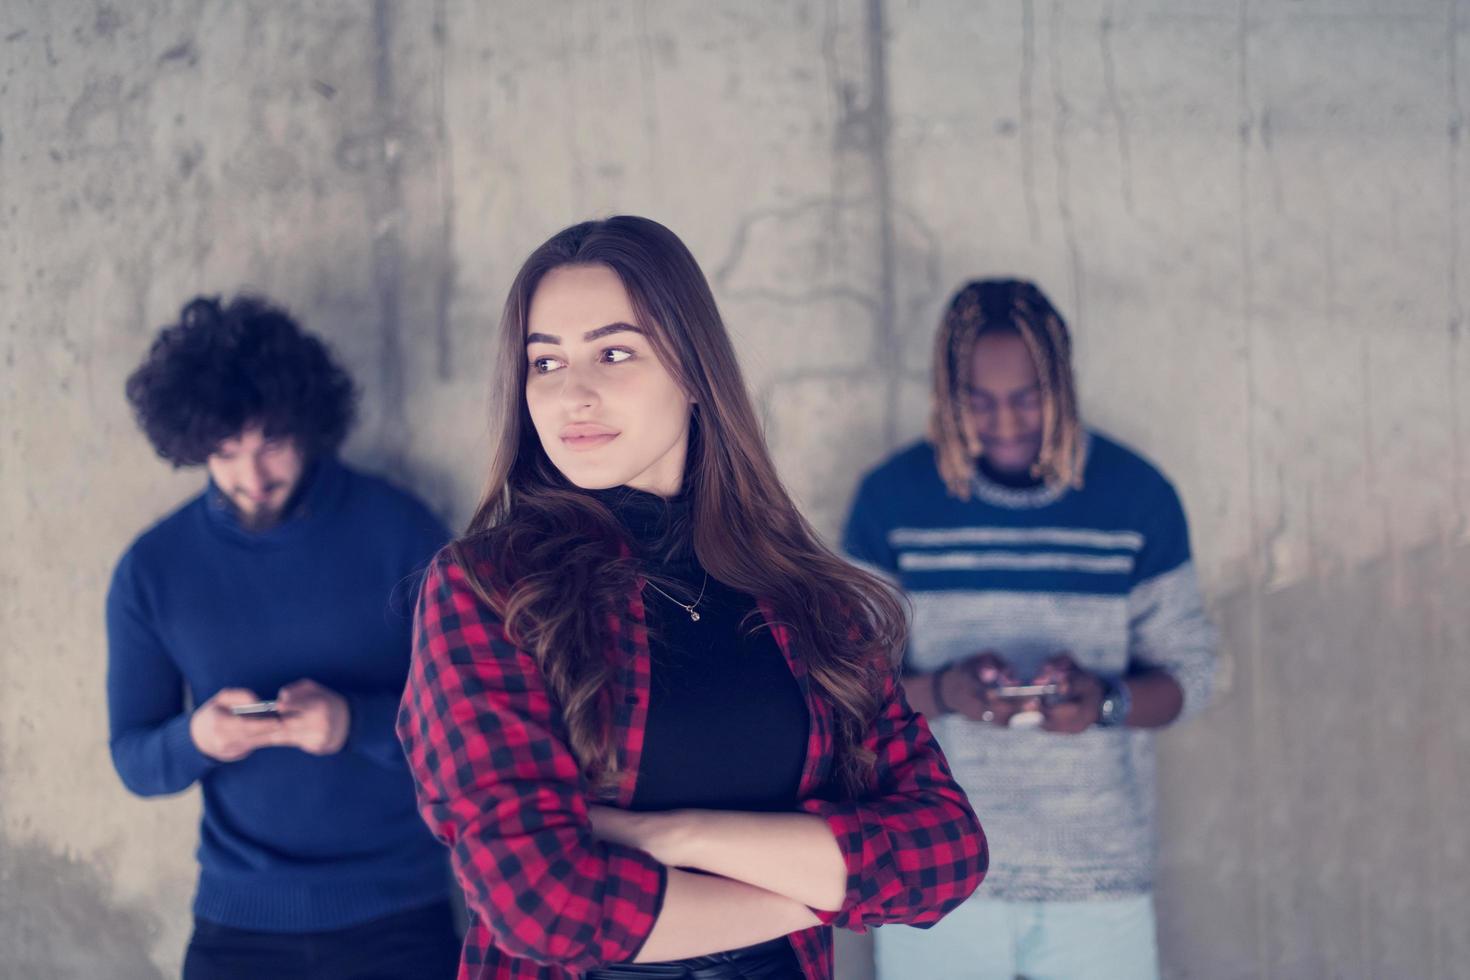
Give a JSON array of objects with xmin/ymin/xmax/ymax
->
[{"xmin": 231, "ymin": 488, "xmax": 286, "ymax": 531}]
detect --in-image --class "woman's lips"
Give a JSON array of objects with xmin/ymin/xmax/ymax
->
[{"xmin": 560, "ymin": 424, "xmax": 619, "ymax": 451}]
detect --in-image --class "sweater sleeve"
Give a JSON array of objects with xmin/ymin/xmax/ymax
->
[
  {"xmin": 1126, "ymin": 481, "xmax": 1219, "ymax": 721},
  {"xmin": 347, "ymin": 502, "xmax": 455, "ymax": 770},
  {"xmin": 106, "ymin": 550, "xmax": 218, "ymax": 796},
  {"xmin": 798, "ymin": 661, "xmax": 987, "ymax": 931},
  {"xmin": 397, "ymin": 551, "xmax": 666, "ymax": 969},
  {"xmin": 841, "ymin": 472, "xmax": 901, "ymax": 585},
  {"xmin": 344, "ymin": 691, "xmax": 413, "ymax": 769}
]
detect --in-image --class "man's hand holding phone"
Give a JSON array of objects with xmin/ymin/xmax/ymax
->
[
  {"xmin": 935, "ymin": 652, "xmax": 1033, "ymax": 727},
  {"xmin": 190, "ymin": 688, "xmax": 287, "ymax": 762},
  {"xmin": 190, "ymin": 681, "xmax": 351, "ymax": 762},
  {"xmin": 274, "ymin": 679, "xmax": 351, "ymax": 756},
  {"xmin": 1033, "ymin": 653, "xmax": 1104, "ymax": 734}
]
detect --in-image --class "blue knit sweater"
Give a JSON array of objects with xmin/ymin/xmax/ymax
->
[
  {"xmin": 106, "ymin": 458, "xmax": 452, "ymax": 931},
  {"xmin": 844, "ymin": 431, "xmax": 1217, "ymax": 901}
]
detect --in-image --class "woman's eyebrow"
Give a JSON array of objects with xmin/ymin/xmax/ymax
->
[
  {"xmin": 525, "ymin": 322, "xmax": 645, "ymax": 347},
  {"xmin": 583, "ymin": 322, "xmax": 645, "ymax": 341}
]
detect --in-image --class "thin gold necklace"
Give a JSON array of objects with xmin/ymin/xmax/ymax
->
[{"xmin": 643, "ymin": 572, "xmax": 709, "ymax": 622}]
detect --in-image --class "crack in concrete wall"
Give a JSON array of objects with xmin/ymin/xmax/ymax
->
[{"xmin": 369, "ymin": 0, "xmax": 407, "ymax": 467}]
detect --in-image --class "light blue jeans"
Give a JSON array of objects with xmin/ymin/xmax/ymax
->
[{"xmin": 874, "ymin": 893, "xmax": 1159, "ymax": 980}]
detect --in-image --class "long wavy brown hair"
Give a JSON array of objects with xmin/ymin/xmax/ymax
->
[{"xmin": 454, "ymin": 215, "xmax": 905, "ymax": 798}]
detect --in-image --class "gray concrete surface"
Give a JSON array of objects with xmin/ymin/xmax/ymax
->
[{"xmin": 1, "ymin": 1, "xmax": 1466, "ymax": 978}]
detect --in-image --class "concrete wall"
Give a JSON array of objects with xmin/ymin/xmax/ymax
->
[{"xmin": 1, "ymin": 1, "xmax": 1466, "ymax": 977}]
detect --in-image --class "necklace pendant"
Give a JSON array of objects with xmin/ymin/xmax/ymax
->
[{"xmin": 689, "ymin": 609, "xmax": 701, "ymax": 622}]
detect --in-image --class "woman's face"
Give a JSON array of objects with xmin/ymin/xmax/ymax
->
[{"xmin": 524, "ymin": 263, "xmax": 693, "ymax": 497}]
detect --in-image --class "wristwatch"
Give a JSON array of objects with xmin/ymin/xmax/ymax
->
[{"xmin": 1096, "ymin": 676, "xmax": 1131, "ymax": 728}]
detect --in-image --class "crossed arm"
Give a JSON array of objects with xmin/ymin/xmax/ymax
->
[
  {"xmin": 398, "ymin": 553, "xmax": 986, "ymax": 970},
  {"xmin": 584, "ymin": 806, "xmax": 847, "ymax": 965},
  {"xmin": 589, "ymin": 807, "xmax": 846, "ymax": 912}
]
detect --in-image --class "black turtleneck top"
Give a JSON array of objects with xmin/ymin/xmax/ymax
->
[{"xmin": 588, "ymin": 486, "xmax": 808, "ymax": 814}]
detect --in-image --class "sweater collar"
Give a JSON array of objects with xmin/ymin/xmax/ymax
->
[
  {"xmin": 969, "ymin": 430, "xmax": 1092, "ymax": 509},
  {"xmin": 204, "ymin": 455, "xmax": 347, "ymax": 545}
]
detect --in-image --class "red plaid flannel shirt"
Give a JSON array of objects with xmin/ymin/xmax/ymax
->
[{"xmin": 398, "ymin": 548, "xmax": 987, "ymax": 979}]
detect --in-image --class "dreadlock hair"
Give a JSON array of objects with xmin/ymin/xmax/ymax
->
[{"xmin": 927, "ymin": 278, "xmax": 1084, "ymax": 499}]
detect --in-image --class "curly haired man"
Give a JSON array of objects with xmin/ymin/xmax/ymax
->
[{"xmin": 105, "ymin": 295, "xmax": 460, "ymax": 979}]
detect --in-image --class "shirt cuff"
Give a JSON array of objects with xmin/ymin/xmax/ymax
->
[
  {"xmin": 343, "ymin": 692, "xmax": 403, "ymax": 761},
  {"xmin": 798, "ymin": 797, "xmax": 897, "ymax": 931}
]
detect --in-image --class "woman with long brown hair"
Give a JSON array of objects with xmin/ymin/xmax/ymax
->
[{"xmin": 397, "ymin": 215, "xmax": 986, "ymax": 980}]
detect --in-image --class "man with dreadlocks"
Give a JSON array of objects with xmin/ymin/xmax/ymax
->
[{"xmin": 843, "ymin": 279, "xmax": 1217, "ymax": 980}]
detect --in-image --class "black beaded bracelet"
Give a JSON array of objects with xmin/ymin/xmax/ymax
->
[{"xmin": 931, "ymin": 666, "xmax": 954, "ymax": 716}]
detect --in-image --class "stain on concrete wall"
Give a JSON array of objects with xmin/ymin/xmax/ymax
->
[
  {"xmin": 1, "ymin": 825, "xmax": 166, "ymax": 979},
  {"xmin": 2, "ymin": 1, "xmax": 1466, "ymax": 978},
  {"xmin": 1157, "ymin": 536, "xmax": 1470, "ymax": 979}
]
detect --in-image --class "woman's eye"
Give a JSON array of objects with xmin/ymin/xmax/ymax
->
[
  {"xmin": 531, "ymin": 356, "xmax": 563, "ymax": 374},
  {"xmin": 602, "ymin": 348, "xmax": 633, "ymax": 364}
]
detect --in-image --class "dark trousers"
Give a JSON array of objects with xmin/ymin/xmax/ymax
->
[{"xmin": 183, "ymin": 901, "xmax": 461, "ymax": 980}]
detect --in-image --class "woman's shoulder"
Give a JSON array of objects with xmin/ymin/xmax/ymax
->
[
  {"xmin": 414, "ymin": 537, "xmax": 526, "ymax": 661},
  {"xmin": 424, "ymin": 531, "xmax": 514, "ymax": 601}
]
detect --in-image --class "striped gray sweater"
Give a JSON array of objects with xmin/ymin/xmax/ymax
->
[{"xmin": 843, "ymin": 431, "xmax": 1217, "ymax": 901}]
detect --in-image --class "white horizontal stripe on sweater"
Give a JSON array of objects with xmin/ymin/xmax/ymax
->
[
  {"xmin": 888, "ymin": 526, "xmax": 1144, "ymax": 551},
  {"xmin": 897, "ymin": 550, "xmax": 1134, "ymax": 574}
]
